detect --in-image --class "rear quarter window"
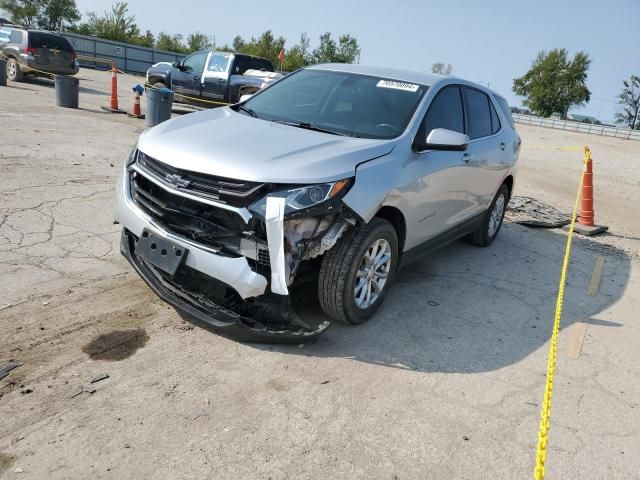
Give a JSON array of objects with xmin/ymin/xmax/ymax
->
[
  {"xmin": 465, "ymin": 88, "xmax": 492, "ymax": 139},
  {"xmin": 28, "ymin": 32, "xmax": 74, "ymax": 52},
  {"xmin": 494, "ymin": 94, "xmax": 515, "ymax": 129}
]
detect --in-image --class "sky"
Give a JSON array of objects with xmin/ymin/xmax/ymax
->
[{"xmin": 72, "ymin": 0, "xmax": 640, "ymax": 123}]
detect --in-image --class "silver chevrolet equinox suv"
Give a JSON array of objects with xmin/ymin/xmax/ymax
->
[{"xmin": 115, "ymin": 64, "xmax": 520, "ymax": 341}]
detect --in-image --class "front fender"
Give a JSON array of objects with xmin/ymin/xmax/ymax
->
[{"xmin": 146, "ymin": 63, "xmax": 174, "ymax": 86}]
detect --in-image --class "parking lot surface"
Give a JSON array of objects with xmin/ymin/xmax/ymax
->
[{"xmin": 1, "ymin": 69, "xmax": 639, "ymax": 479}]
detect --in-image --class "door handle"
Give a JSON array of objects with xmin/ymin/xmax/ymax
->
[
  {"xmin": 499, "ymin": 142, "xmax": 506, "ymax": 151},
  {"xmin": 462, "ymin": 153, "xmax": 474, "ymax": 163}
]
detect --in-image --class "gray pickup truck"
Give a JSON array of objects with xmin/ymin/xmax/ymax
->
[{"xmin": 146, "ymin": 50, "xmax": 282, "ymax": 105}]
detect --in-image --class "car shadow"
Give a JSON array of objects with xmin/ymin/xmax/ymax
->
[{"xmin": 249, "ymin": 222, "xmax": 630, "ymax": 373}]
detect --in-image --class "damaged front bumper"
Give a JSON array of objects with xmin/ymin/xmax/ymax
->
[
  {"xmin": 115, "ymin": 156, "xmax": 333, "ymax": 342},
  {"xmin": 120, "ymin": 230, "xmax": 330, "ymax": 342}
]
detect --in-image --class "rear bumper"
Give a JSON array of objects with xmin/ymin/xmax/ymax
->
[
  {"xmin": 120, "ymin": 229, "xmax": 330, "ymax": 343},
  {"xmin": 22, "ymin": 57, "xmax": 79, "ymax": 75}
]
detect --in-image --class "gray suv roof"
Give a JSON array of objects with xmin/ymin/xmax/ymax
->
[{"xmin": 308, "ymin": 63, "xmax": 446, "ymax": 87}]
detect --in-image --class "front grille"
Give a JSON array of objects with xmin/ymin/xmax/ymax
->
[
  {"xmin": 131, "ymin": 171, "xmax": 248, "ymax": 250},
  {"xmin": 137, "ymin": 152, "xmax": 266, "ymax": 207}
]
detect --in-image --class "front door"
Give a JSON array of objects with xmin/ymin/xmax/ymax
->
[
  {"xmin": 172, "ymin": 51, "xmax": 208, "ymax": 99},
  {"xmin": 405, "ymin": 85, "xmax": 472, "ymax": 246},
  {"xmin": 201, "ymin": 52, "xmax": 231, "ymax": 101}
]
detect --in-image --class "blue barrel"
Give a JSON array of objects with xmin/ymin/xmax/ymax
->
[
  {"xmin": 54, "ymin": 75, "xmax": 79, "ymax": 108},
  {"xmin": 145, "ymin": 87, "xmax": 173, "ymax": 127}
]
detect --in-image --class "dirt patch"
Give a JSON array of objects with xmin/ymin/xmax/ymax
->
[
  {"xmin": 0, "ymin": 452, "xmax": 16, "ymax": 476},
  {"xmin": 82, "ymin": 329, "xmax": 149, "ymax": 361}
]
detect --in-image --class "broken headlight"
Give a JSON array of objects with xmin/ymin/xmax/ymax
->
[
  {"xmin": 126, "ymin": 144, "xmax": 138, "ymax": 167},
  {"xmin": 249, "ymin": 179, "xmax": 352, "ymax": 218}
]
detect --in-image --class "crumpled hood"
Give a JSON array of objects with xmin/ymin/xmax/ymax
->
[{"xmin": 138, "ymin": 108, "xmax": 395, "ymax": 183}]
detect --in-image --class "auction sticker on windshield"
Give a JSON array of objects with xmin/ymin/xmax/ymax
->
[{"xmin": 376, "ymin": 80, "xmax": 420, "ymax": 92}]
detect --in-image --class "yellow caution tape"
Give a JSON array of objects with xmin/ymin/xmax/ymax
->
[{"xmin": 532, "ymin": 147, "xmax": 587, "ymax": 480}]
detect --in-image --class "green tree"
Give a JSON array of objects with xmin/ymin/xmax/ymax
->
[
  {"xmin": 312, "ymin": 32, "xmax": 336, "ymax": 64},
  {"xmin": 284, "ymin": 33, "xmax": 311, "ymax": 71},
  {"xmin": 231, "ymin": 35, "xmax": 245, "ymax": 52},
  {"xmin": 614, "ymin": 75, "xmax": 640, "ymax": 130},
  {"xmin": 312, "ymin": 32, "xmax": 360, "ymax": 64},
  {"xmin": 431, "ymin": 62, "xmax": 452, "ymax": 75},
  {"xmin": 38, "ymin": 0, "xmax": 79, "ymax": 30},
  {"xmin": 0, "ymin": 0, "xmax": 43, "ymax": 27},
  {"xmin": 513, "ymin": 48, "xmax": 591, "ymax": 118},
  {"xmin": 156, "ymin": 32, "xmax": 187, "ymax": 53},
  {"xmin": 186, "ymin": 31, "xmax": 211, "ymax": 52},
  {"xmin": 335, "ymin": 34, "xmax": 360, "ymax": 63},
  {"xmin": 71, "ymin": 2, "xmax": 139, "ymax": 43},
  {"xmin": 234, "ymin": 30, "xmax": 285, "ymax": 66}
]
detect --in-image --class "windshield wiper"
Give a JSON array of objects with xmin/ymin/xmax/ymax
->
[
  {"xmin": 237, "ymin": 105, "xmax": 260, "ymax": 118},
  {"xmin": 275, "ymin": 120, "xmax": 348, "ymax": 136}
]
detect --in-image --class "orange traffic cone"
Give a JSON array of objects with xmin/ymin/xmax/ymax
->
[
  {"xmin": 128, "ymin": 84, "xmax": 145, "ymax": 119},
  {"xmin": 101, "ymin": 64, "xmax": 126, "ymax": 114},
  {"xmin": 574, "ymin": 146, "xmax": 607, "ymax": 236}
]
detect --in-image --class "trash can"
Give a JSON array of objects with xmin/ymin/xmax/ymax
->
[
  {"xmin": 0, "ymin": 58, "xmax": 7, "ymax": 87},
  {"xmin": 54, "ymin": 75, "xmax": 79, "ymax": 108},
  {"xmin": 145, "ymin": 87, "xmax": 173, "ymax": 127}
]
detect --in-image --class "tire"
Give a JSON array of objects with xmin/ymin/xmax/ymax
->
[
  {"xmin": 469, "ymin": 184, "xmax": 509, "ymax": 247},
  {"xmin": 318, "ymin": 218, "xmax": 399, "ymax": 325},
  {"xmin": 7, "ymin": 58, "xmax": 23, "ymax": 82}
]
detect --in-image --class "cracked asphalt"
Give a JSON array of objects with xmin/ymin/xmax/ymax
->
[{"xmin": 1, "ymin": 70, "xmax": 639, "ymax": 479}]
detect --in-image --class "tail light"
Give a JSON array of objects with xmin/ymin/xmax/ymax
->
[
  {"xmin": 23, "ymin": 47, "xmax": 37, "ymax": 55},
  {"xmin": 72, "ymin": 52, "xmax": 77, "ymax": 61}
]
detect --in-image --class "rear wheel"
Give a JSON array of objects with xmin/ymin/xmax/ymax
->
[
  {"xmin": 7, "ymin": 59, "xmax": 23, "ymax": 82},
  {"xmin": 470, "ymin": 184, "xmax": 509, "ymax": 247},
  {"xmin": 318, "ymin": 218, "xmax": 398, "ymax": 325}
]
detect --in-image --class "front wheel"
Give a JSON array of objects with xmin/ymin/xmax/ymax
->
[
  {"xmin": 469, "ymin": 184, "xmax": 509, "ymax": 247},
  {"xmin": 318, "ymin": 218, "xmax": 398, "ymax": 325}
]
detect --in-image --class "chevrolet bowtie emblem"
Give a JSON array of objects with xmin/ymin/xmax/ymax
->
[{"xmin": 165, "ymin": 173, "xmax": 190, "ymax": 188}]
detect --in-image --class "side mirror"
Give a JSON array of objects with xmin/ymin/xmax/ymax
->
[
  {"xmin": 423, "ymin": 128, "xmax": 469, "ymax": 151},
  {"xmin": 171, "ymin": 60, "xmax": 181, "ymax": 69},
  {"xmin": 239, "ymin": 93, "xmax": 254, "ymax": 102}
]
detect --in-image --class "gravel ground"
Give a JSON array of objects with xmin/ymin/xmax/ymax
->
[{"xmin": 1, "ymin": 69, "xmax": 639, "ymax": 479}]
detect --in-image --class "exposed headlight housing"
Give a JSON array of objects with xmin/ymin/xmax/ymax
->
[{"xmin": 249, "ymin": 179, "xmax": 352, "ymax": 218}]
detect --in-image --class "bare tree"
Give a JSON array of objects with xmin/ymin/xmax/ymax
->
[{"xmin": 431, "ymin": 62, "xmax": 452, "ymax": 75}]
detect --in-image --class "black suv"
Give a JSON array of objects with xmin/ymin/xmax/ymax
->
[{"xmin": 2, "ymin": 28, "xmax": 79, "ymax": 81}]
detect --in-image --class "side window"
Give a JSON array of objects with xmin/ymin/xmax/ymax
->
[
  {"xmin": 465, "ymin": 88, "xmax": 493, "ymax": 139},
  {"xmin": 494, "ymin": 95, "xmax": 514, "ymax": 129},
  {"xmin": 233, "ymin": 57, "xmax": 249, "ymax": 74},
  {"xmin": 182, "ymin": 52, "xmax": 207, "ymax": 73},
  {"xmin": 490, "ymin": 100, "xmax": 501, "ymax": 134},
  {"xmin": 422, "ymin": 86, "xmax": 464, "ymax": 138},
  {"xmin": 9, "ymin": 30, "xmax": 22, "ymax": 43}
]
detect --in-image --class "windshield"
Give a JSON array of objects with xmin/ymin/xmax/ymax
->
[
  {"xmin": 242, "ymin": 69, "xmax": 427, "ymax": 139},
  {"xmin": 207, "ymin": 53, "xmax": 230, "ymax": 73}
]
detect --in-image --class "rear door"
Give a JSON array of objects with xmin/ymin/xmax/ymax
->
[
  {"xmin": 462, "ymin": 86, "xmax": 509, "ymax": 215},
  {"xmin": 201, "ymin": 52, "xmax": 231, "ymax": 101},
  {"xmin": 28, "ymin": 32, "xmax": 75, "ymax": 71},
  {"xmin": 172, "ymin": 51, "xmax": 207, "ymax": 98}
]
